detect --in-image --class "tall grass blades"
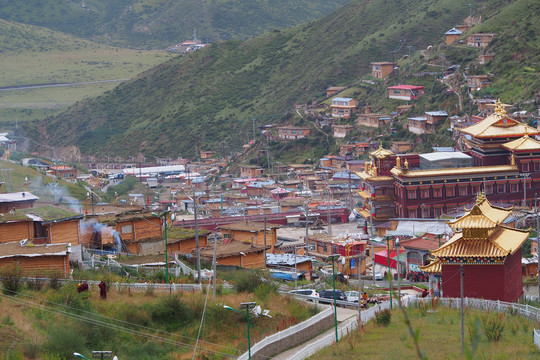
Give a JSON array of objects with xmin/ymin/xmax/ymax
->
[{"xmin": 481, "ymin": 312, "xmax": 505, "ymax": 342}]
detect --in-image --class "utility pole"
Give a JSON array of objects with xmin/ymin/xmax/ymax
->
[
  {"xmin": 194, "ymin": 188, "xmax": 201, "ymax": 283},
  {"xmin": 534, "ymin": 194, "xmax": 540, "ymax": 300},
  {"xmin": 0, "ymin": 169, "xmax": 13, "ymax": 192},
  {"xmin": 522, "ymin": 173, "xmax": 530, "ymax": 207},
  {"xmin": 305, "ymin": 201, "xmax": 310, "ymax": 256},
  {"xmin": 252, "ymin": 117, "xmax": 256, "ymax": 142},
  {"xmin": 212, "ymin": 233, "xmax": 217, "ymax": 300},
  {"xmin": 264, "ymin": 214, "xmax": 267, "ymax": 258},
  {"xmin": 406, "ymin": 45, "xmax": 413, "ymax": 58},
  {"xmin": 348, "ymin": 171, "xmax": 353, "ymax": 211},
  {"xmin": 358, "ymin": 251, "xmax": 365, "ymax": 327},
  {"xmin": 369, "ymin": 198, "xmax": 375, "ymax": 284},
  {"xmin": 460, "ymin": 262, "xmax": 465, "ymax": 354},
  {"xmin": 327, "ymin": 185, "xmax": 332, "ymax": 236},
  {"xmin": 468, "ymin": 3, "xmax": 473, "ymax": 27}
]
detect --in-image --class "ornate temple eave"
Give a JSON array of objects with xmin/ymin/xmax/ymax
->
[{"xmin": 391, "ymin": 164, "xmax": 518, "ymax": 178}]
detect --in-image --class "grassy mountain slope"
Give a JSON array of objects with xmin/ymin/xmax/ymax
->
[
  {"xmin": 0, "ymin": 19, "xmax": 173, "ymax": 129},
  {"xmin": 40, "ymin": 0, "xmax": 531, "ymax": 159},
  {"xmin": 0, "ymin": 0, "xmax": 352, "ymax": 48}
]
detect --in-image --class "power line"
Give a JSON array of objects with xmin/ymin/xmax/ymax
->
[{"xmin": 0, "ymin": 288, "xmax": 239, "ymax": 357}]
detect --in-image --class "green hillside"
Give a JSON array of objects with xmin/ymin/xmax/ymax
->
[
  {"xmin": 0, "ymin": 19, "xmax": 173, "ymax": 128},
  {"xmin": 37, "ymin": 0, "xmax": 539, "ymax": 159},
  {"xmin": 0, "ymin": 0, "xmax": 352, "ymax": 49}
]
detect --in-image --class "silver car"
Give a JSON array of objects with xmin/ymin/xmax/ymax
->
[{"xmin": 344, "ymin": 291, "xmax": 359, "ymax": 303}]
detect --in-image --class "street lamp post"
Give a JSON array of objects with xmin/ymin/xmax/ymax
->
[
  {"xmin": 325, "ymin": 254, "xmax": 340, "ymax": 343},
  {"xmin": 224, "ymin": 302, "xmax": 257, "ymax": 360},
  {"xmin": 385, "ymin": 236, "xmax": 393, "ymax": 310}
]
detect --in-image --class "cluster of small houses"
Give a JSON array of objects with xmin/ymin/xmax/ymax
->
[
  {"xmin": 1, "ymin": 178, "xmax": 538, "ymax": 303},
  {"xmin": 265, "ymin": 14, "xmax": 527, "ymax": 151}
]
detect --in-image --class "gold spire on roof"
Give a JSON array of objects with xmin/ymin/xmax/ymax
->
[
  {"xmin": 370, "ymin": 146, "xmax": 394, "ymax": 159},
  {"xmin": 494, "ymin": 99, "xmax": 506, "ymax": 116},
  {"xmin": 449, "ymin": 195, "xmax": 512, "ymax": 230},
  {"xmin": 396, "ymin": 156, "xmax": 401, "ymax": 170},
  {"xmin": 476, "ymin": 191, "xmax": 486, "ymax": 205}
]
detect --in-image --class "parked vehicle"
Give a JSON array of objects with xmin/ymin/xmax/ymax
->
[
  {"xmin": 319, "ymin": 289, "xmax": 346, "ymax": 302},
  {"xmin": 344, "ymin": 291, "xmax": 360, "ymax": 303},
  {"xmin": 288, "ymin": 289, "xmax": 319, "ymax": 299},
  {"xmin": 374, "ymin": 272, "xmax": 383, "ymax": 281}
]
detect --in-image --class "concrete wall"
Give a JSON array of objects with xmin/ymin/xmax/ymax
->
[{"xmin": 250, "ymin": 311, "xmax": 334, "ymax": 360}]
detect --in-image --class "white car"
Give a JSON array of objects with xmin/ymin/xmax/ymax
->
[
  {"xmin": 344, "ymin": 291, "xmax": 359, "ymax": 303},
  {"xmin": 374, "ymin": 272, "xmax": 384, "ymax": 281},
  {"xmin": 288, "ymin": 289, "xmax": 320, "ymax": 299}
]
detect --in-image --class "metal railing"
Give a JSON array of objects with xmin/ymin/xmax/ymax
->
[
  {"xmin": 237, "ymin": 307, "xmax": 333, "ymax": 360},
  {"xmin": 238, "ymin": 292, "xmax": 403, "ymax": 360},
  {"xmin": 286, "ymin": 300, "xmax": 394, "ymax": 360},
  {"xmin": 410, "ymin": 297, "xmax": 540, "ymax": 351},
  {"xmin": 409, "ymin": 297, "xmax": 540, "ymax": 322}
]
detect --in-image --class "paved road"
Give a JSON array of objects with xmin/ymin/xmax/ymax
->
[
  {"xmin": 0, "ymin": 79, "xmax": 129, "ymax": 92},
  {"xmin": 271, "ymin": 306, "xmax": 358, "ymax": 360}
]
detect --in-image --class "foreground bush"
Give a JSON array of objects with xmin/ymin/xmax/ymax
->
[
  {"xmin": 0, "ymin": 264, "xmax": 23, "ymax": 295},
  {"xmin": 234, "ymin": 271, "xmax": 263, "ymax": 293},
  {"xmin": 375, "ymin": 308, "xmax": 392, "ymax": 327},
  {"xmin": 150, "ymin": 295, "xmax": 193, "ymax": 331}
]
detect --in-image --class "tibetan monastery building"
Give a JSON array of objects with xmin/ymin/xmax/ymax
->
[
  {"xmin": 356, "ymin": 100, "xmax": 540, "ymax": 220},
  {"xmin": 427, "ymin": 193, "xmax": 527, "ymax": 302}
]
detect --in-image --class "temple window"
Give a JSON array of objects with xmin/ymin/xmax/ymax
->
[
  {"xmin": 433, "ymin": 188, "xmax": 442, "ymax": 198},
  {"xmin": 408, "ymin": 209, "xmax": 417, "ymax": 218},
  {"xmin": 485, "ymin": 184, "xmax": 493, "ymax": 194},
  {"xmin": 534, "ymin": 162, "xmax": 540, "ymax": 172},
  {"xmin": 497, "ymin": 183, "xmax": 506, "ymax": 193},
  {"xmin": 510, "ymin": 183, "xmax": 518, "ymax": 193},
  {"xmin": 407, "ymin": 189, "xmax": 417, "ymax": 199},
  {"xmin": 434, "ymin": 207, "xmax": 442, "ymax": 217},
  {"xmin": 421, "ymin": 189, "xmax": 430, "ymax": 198},
  {"xmin": 459, "ymin": 186, "xmax": 468, "ymax": 196},
  {"xmin": 522, "ymin": 163, "xmax": 530, "ymax": 172},
  {"xmin": 446, "ymin": 187, "xmax": 455, "ymax": 197}
]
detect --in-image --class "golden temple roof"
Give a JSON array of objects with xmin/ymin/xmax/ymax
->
[
  {"xmin": 390, "ymin": 164, "xmax": 517, "ymax": 178},
  {"xmin": 459, "ymin": 101, "xmax": 540, "ymax": 138},
  {"xmin": 502, "ymin": 134, "xmax": 540, "ymax": 151},
  {"xmin": 432, "ymin": 226, "xmax": 528, "ymax": 258},
  {"xmin": 420, "ymin": 259, "xmax": 441, "ymax": 274},
  {"xmin": 356, "ymin": 171, "xmax": 393, "ymax": 182},
  {"xmin": 370, "ymin": 145, "xmax": 394, "ymax": 159},
  {"xmin": 449, "ymin": 194, "xmax": 512, "ymax": 229}
]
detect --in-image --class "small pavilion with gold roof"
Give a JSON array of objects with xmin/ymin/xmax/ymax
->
[
  {"xmin": 460, "ymin": 99, "xmax": 540, "ymax": 166},
  {"xmin": 423, "ymin": 192, "xmax": 528, "ymax": 302}
]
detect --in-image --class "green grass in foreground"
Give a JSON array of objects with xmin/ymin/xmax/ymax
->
[{"xmin": 309, "ymin": 306, "xmax": 540, "ymax": 360}]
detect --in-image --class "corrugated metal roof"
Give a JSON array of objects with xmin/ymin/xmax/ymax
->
[
  {"xmin": 266, "ymin": 253, "xmax": 313, "ymax": 266},
  {"xmin": 420, "ymin": 152, "xmax": 471, "ymax": 161}
]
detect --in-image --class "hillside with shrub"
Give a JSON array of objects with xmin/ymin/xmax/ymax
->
[
  {"xmin": 0, "ymin": 0, "xmax": 351, "ymax": 49},
  {"xmin": 39, "ymin": 0, "xmax": 484, "ymax": 158}
]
